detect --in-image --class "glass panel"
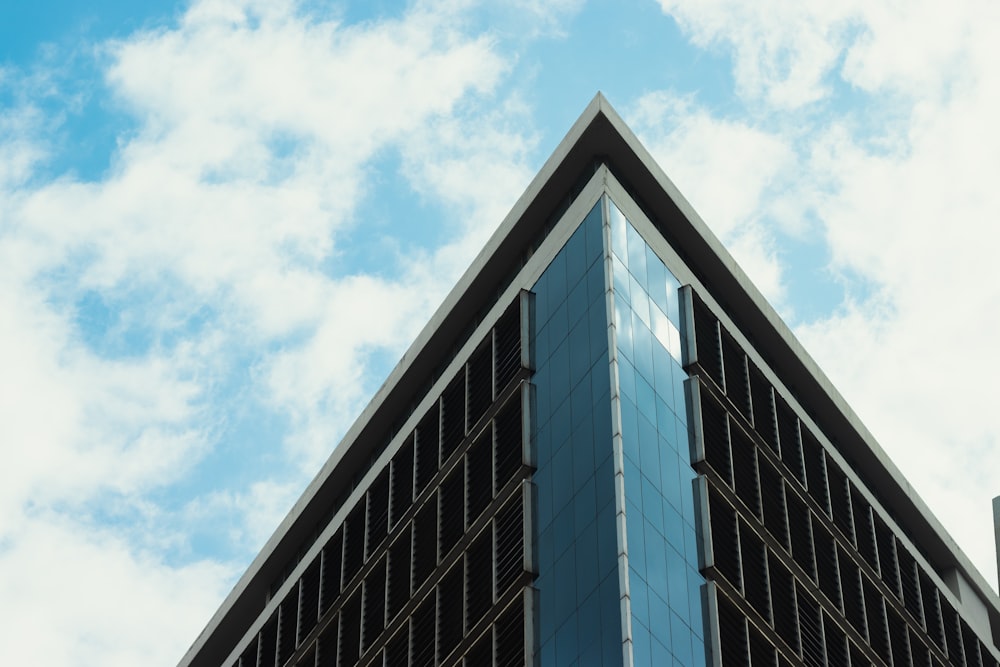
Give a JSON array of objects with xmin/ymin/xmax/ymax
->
[
  {"xmin": 531, "ymin": 198, "xmax": 621, "ymax": 666},
  {"xmin": 606, "ymin": 197, "xmax": 706, "ymax": 664}
]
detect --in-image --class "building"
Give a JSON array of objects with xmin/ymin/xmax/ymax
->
[{"xmin": 179, "ymin": 94, "xmax": 1000, "ymax": 667}]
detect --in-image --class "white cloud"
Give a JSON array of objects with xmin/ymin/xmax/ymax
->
[
  {"xmin": 399, "ymin": 94, "xmax": 538, "ymax": 272},
  {"xmin": 795, "ymin": 53, "xmax": 1000, "ymax": 588},
  {"xmin": 264, "ymin": 97, "xmax": 540, "ymax": 471},
  {"xmin": 0, "ymin": 514, "xmax": 233, "ymax": 666},
  {"xmin": 0, "ymin": 105, "xmax": 47, "ymax": 187},
  {"xmin": 840, "ymin": 0, "xmax": 989, "ymax": 97},
  {"xmin": 181, "ymin": 478, "xmax": 307, "ymax": 555},
  {"xmin": 656, "ymin": 0, "xmax": 858, "ymax": 107},
  {"xmin": 0, "ymin": 0, "xmax": 541, "ymax": 663},
  {"xmin": 656, "ymin": 0, "xmax": 1000, "ymax": 589},
  {"xmin": 627, "ymin": 91, "xmax": 795, "ymax": 308},
  {"xmin": 0, "ymin": 272, "xmax": 207, "ymax": 518}
]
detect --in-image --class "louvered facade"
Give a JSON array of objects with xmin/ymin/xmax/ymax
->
[{"xmin": 180, "ymin": 95, "xmax": 1000, "ymax": 667}]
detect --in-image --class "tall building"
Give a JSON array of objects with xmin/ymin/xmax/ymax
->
[{"xmin": 180, "ymin": 95, "xmax": 1000, "ymax": 667}]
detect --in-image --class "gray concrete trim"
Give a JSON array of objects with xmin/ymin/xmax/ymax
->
[
  {"xmin": 704, "ymin": 581, "xmax": 724, "ymax": 667},
  {"xmin": 600, "ymin": 186, "xmax": 636, "ymax": 666},
  {"xmin": 996, "ymin": 496, "xmax": 1000, "ymax": 594},
  {"xmin": 523, "ymin": 585, "xmax": 538, "ymax": 667},
  {"xmin": 692, "ymin": 473, "xmax": 714, "ymax": 573},
  {"xmin": 522, "ymin": 479, "xmax": 537, "ymax": 576},
  {"xmin": 685, "ymin": 375, "xmax": 708, "ymax": 471}
]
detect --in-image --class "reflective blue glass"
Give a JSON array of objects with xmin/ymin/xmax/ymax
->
[
  {"xmin": 666, "ymin": 545, "xmax": 688, "ymax": 611},
  {"xmin": 532, "ymin": 196, "xmax": 705, "ymax": 665},
  {"xmin": 646, "ymin": 243, "xmax": 669, "ymax": 314},
  {"xmin": 568, "ymin": 320, "xmax": 591, "ymax": 389},
  {"xmin": 588, "ymin": 302, "xmax": 608, "ymax": 365},
  {"xmin": 629, "ymin": 274, "xmax": 651, "ymax": 327},
  {"xmin": 637, "ymin": 412, "xmax": 659, "ymax": 483},
  {"xmin": 571, "ymin": 413, "xmax": 595, "ymax": 484},
  {"xmin": 531, "ymin": 199, "xmax": 622, "ymax": 665},
  {"xmin": 551, "ymin": 440, "xmax": 573, "ymax": 514},
  {"xmin": 626, "ymin": 501, "xmax": 646, "ymax": 572},
  {"xmin": 547, "ymin": 249, "xmax": 568, "ymax": 306},
  {"xmin": 663, "ymin": 503, "xmax": 684, "ymax": 552},
  {"xmin": 607, "ymin": 200, "xmax": 707, "ymax": 666},
  {"xmin": 614, "ymin": 293, "xmax": 633, "ymax": 361},
  {"xmin": 570, "ymin": 374, "xmax": 592, "ymax": 433},
  {"xmin": 670, "ymin": 610, "xmax": 694, "ymax": 665},
  {"xmin": 549, "ymin": 293, "xmax": 569, "ymax": 342},
  {"xmin": 573, "ymin": 476, "xmax": 597, "ymax": 531},
  {"xmin": 650, "ymin": 302, "xmax": 673, "ymax": 354},
  {"xmin": 641, "ymin": 475, "xmax": 664, "ymax": 537},
  {"xmin": 597, "ymin": 502, "xmax": 617, "ymax": 578},
  {"xmin": 576, "ymin": 589, "xmax": 602, "ymax": 659},
  {"xmin": 633, "ymin": 623, "xmax": 652, "ymax": 667},
  {"xmin": 536, "ymin": 465, "xmax": 553, "ymax": 529},
  {"xmin": 565, "ymin": 221, "xmax": 589, "ymax": 288},
  {"xmin": 554, "ymin": 614, "xmax": 578, "ymax": 664},
  {"xmin": 585, "ymin": 203, "xmax": 605, "ymax": 263},
  {"xmin": 620, "ymin": 397, "xmax": 640, "ymax": 464},
  {"xmin": 660, "ymin": 450, "xmax": 684, "ymax": 513},
  {"xmin": 552, "ymin": 503, "xmax": 574, "ymax": 558},
  {"xmin": 567, "ymin": 278, "xmax": 589, "ymax": 330},
  {"xmin": 633, "ymin": 572, "xmax": 652, "ymax": 631},
  {"xmin": 635, "ymin": 373, "xmax": 657, "ymax": 424},
  {"xmin": 652, "ymin": 636, "xmax": 671, "ymax": 667},
  {"xmin": 664, "ymin": 266, "xmax": 682, "ymax": 326},
  {"xmin": 632, "ymin": 313, "xmax": 655, "ymax": 385},
  {"xmin": 609, "ymin": 201, "xmax": 628, "ymax": 261},
  {"xmin": 576, "ymin": 524, "xmax": 600, "ymax": 608},
  {"xmin": 549, "ymin": 392, "xmax": 571, "ymax": 451},
  {"xmin": 618, "ymin": 356, "xmax": 637, "ymax": 404},
  {"xmin": 549, "ymin": 339, "xmax": 569, "ymax": 407},
  {"xmin": 652, "ymin": 343, "xmax": 675, "ymax": 405},
  {"xmin": 626, "ymin": 222, "xmax": 648, "ymax": 285},
  {"xmin": 587, "ymin": 254, "xmax": 605, "ymax": 305},
  {"xmin": 612, "ymin": 254, "xmax": 630, "ymax": 305}
]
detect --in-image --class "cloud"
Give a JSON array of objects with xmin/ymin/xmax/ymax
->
[
  {"xmin": 0, "ymin": 105, "xmax": 47, "ymax": 187},
  {"xmin": 0, "ymin": 513, "xmax": 233, "ymax": 667},
  {"xmin": 0, "ymin": 0, "xmax": 541, "ymax": 663},
  {"xmin": 627, "ymin": 91, "xmax": 795, "ymax": 308},
  {"xmin": 840, "ymin": 0, "xmax": 990, "ymax": 97},
  {"xmin": 656, "ymin": 0, "xmax": 858, "ymax": 107},
  {"xmin": 655, "ymin": 0, "xmax": 1000, "ymax": 588},
  {"xmin": 265, "ymin": 96, "xmax": 541, "ymax": 471},
  {"xmin": 794, "ymin": 42, "xmax": 1000, "ymax": 587},
  {"xmin": 0, "ymin": 269, "xmax": 209, "ymax": 519}
]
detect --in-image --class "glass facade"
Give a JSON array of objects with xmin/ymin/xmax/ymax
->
[
  {"xmin": 606, "ymin": 201, "xmax": 706, "ymax": 667},
  {"xmin": 530, "ymin": 197, "xmax": 707, "ymax": 666},
  {"xmin": 531, "ymin": 200, "xmax": 621, "ymax": 666}
]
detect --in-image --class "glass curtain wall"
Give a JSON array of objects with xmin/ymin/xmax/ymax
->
[
  {"xmin": 607, "ymin": 200, "xmax": 707, "ymax": 667},
  {"xmin": 530, "ymin": 195, "xmax": 706, "ymax": 666},
  {"xmin": 531, "ymin": 200, "xmax": 621, "ymax": 665}
]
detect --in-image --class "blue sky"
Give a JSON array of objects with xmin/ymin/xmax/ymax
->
[{"xmin": 3, "ymin": 0, "xmax": 1000, "ymax": 663}]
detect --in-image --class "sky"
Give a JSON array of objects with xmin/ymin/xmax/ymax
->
[{"xmin": 2, "ymin": 0, "xmax": 1000, "ymax": 663}]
